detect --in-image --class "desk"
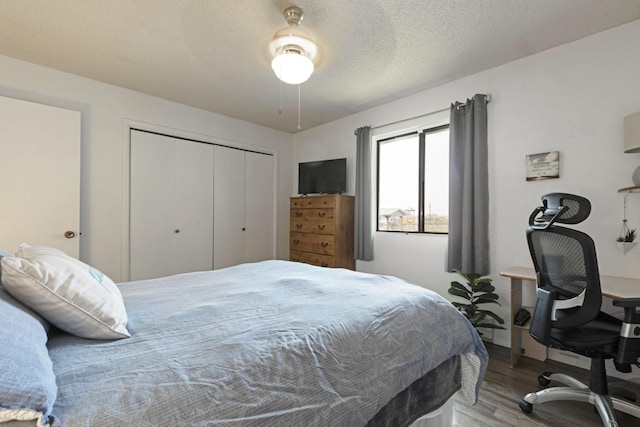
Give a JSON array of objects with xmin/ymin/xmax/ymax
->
[{"xmin": 500, "ymin": 266, "xmax": 640, "ymax": 368}]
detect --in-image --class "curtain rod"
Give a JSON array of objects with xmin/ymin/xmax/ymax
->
[{"xmin": 354, "ymin": 93, "xmax": 491, "ymax": 135}]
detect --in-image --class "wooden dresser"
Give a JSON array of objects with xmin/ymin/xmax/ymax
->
[{"xmin": 290, "ymin": 195, "xmax": 355, "ymax": 270}]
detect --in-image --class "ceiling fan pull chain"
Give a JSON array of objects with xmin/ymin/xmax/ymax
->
[
  {"xmin": 297, "ymin": 84, "xmax": 302, "ymax": 130},
  {"xmin": 278, "ymin": 79, "xmax": 283, "ymax": 115}
]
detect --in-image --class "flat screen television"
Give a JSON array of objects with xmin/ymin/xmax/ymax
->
[{"xmin": 298, "ymin": 158, "xmax": 346, "ymax": 195}]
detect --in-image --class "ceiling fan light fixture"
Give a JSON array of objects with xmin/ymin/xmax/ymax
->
[
  {"xmin": 271, "ymin": 47, "xmax": 314, "ymax": 85},
  {"xmin": 269, "ymin": 6, "xmax": 317, "ymax": 85}
]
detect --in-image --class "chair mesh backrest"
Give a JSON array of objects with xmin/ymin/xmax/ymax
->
[
  {"xmin": 529, "ymin": 231, "xmax": 590, "ymax": 297},
  {"xmin": 527, "ymin": 193, "xmax": 602, "ymax": 328}
]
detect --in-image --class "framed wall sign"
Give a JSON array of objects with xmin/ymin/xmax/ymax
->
[{"xmin": 526, "ymin": 151, "xmax": 560, "ymax": 181}]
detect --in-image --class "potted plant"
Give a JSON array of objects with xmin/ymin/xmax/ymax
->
[
  {"xmin": 616, "ymin": 228, "xmax": 636, "ymax": 243},
  {"xmin": 448, "ymin": 270, "xmax": 506, "ymax": 336},
  {"xmin": 617, "ymin": 227, "xmax": 637, "ymax": 254}
]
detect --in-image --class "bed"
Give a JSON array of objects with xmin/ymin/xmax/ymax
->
[{"xmin": 1, "ymin": 246, "xmax": 487, "ymax": 427}]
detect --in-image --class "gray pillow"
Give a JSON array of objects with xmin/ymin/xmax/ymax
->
[{"xmin": 0, "ymin": 285, "xmax": 57, "ymax": 425}]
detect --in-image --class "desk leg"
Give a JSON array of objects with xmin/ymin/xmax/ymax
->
[{"xmin": 510, "ymin": 278, "xmax": 523, "ymax": 368}]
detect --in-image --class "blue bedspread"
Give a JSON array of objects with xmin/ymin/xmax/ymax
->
[{"xmin": 44, "ymin": 261, "xmax": 487, "ymax": 426}]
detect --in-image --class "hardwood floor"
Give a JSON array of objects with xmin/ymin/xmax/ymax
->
[{"xmin": 453, "ymin": 343, "xmax": 640, "ymax": 426}]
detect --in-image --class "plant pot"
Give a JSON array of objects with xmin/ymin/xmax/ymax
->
[{"xmin": 617, "ymin": 241, "xmax": 637, "ymax": 254}]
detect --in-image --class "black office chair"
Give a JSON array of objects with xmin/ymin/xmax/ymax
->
[{"xmin": 520, "ymin": 193, "xmax": 640, "ymax": 426}]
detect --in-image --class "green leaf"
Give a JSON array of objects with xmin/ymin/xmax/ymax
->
[
  {"xmin": 467, "ymin": 273, "xmax": 482, "ymax": 283},
  {"xmin": 468, "ymin": 312, "xmax": 487, "ymax": 325},
  {"xmin": 453, "ymin": 270, "xmax": 472, "ymax": 284},
  {"xmin": 477, "ymin": 310, "xmax": 505, "ymax": 324},
  {"xmin": 470, "ymin": 282, "xmax": 495, "ymax": 293},
  {"xmin": 476, "ymin": 323, "xmax": 507, "ymax": 330},
  {"xmin": 473, "ymin": 295, "xmax": 501, "ymax": 305},
  {"xmin": 448, "ymin": 288, "xmax": 471, "ymax": 300},
  {"xmin": 449, "ymin": 282, "xmax": 471, "ymax": 298},
  {"xmin": 450, "ymin": 281, "xmax": 469, "ymax": 291}
]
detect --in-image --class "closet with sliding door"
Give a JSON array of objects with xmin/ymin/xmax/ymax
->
[{"xmin": 129, "ymin": 129, "xmax": 275, "ymax": 281}]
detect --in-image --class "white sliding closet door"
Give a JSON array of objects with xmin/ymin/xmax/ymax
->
[
  {"xmin": 0, "ymin": 96, "xmax": 81, "ymax": 257},
  {"xmin": 130, "ymin": 130, "xmax": 214, "ymax": 280},
  {"xmin": 213, "ymin": 146, "xmax": 275, "ymax": 269},
  {"xmin": 245, "ymin": 151, "xmax": 275, "ymax": 263},
  {"xmin": 213, "ymin": 146, "xmax": 246, "ymax": 269}
]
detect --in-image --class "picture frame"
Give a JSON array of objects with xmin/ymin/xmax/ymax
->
[{"xmin": 526, "ymin": 151, "xmax": 560, "ymax": 181}]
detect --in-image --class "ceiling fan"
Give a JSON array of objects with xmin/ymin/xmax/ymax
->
[{"xmin": 269, "ymin": 5, "xmax": 318, "ymax": 85}]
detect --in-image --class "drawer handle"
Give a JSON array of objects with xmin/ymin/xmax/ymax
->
[
  {"xmin": 318, "ymin": 212, "xmax": 326, "ymax": 218},
  {"xmin": 296, "ymin": 212, "xmax": 303, "ymax": 217},
  {"xmin": 293, "ymin": 239, "xmax": 300, "ymax": 244},
  {"xmin": 318, "ymin": 225, "xmax": 325, "ymax": 230},
  {"xmin": 321, "ymin": 262, "xmax": 329, "ymax": 267},
  {"xmin": 321, "ymin": 242, "xmax": 329, "ymax": 248},
  {"xmin": 296, "ymin": 224, "xmax": 303, "ymax": 229}
]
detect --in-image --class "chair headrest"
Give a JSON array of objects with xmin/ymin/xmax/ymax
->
[{"xmin": 529, "ymin": 193, "xmax": 591, "ymax": 228}]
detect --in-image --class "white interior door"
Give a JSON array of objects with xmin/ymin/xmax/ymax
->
[
  {"xmin": 245, "ymin": 151, "xmax": 275, "ymax": 263},
  {"xmin": 0, "ymin": 96, "xmax": 81, "ymax": 257},
  {"xmin": 213, "ymin": 145, "xmax": 245, "ymax": 269},
  {"xmin": 130, "ymin": 130, "xmax": 213, "ymax": 280}
]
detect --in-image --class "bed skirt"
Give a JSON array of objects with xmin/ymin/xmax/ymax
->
[{"xmin": 367, "ymin": 355, "xmax": 461, "ymax": 427}]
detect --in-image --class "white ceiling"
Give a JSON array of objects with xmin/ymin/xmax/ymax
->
[{"xmin": 0, "ymin": 1, "xmax": 638, "ymax": 133}]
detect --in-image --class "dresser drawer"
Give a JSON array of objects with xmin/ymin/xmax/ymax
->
[
  {"xmin": 290, "ymin": 196, "xmax": 336, "ymax": 209},
  {"xmin": 290, "ymin": 220, "xmax": 334, "ymax": 235},
  {"xmin": 290, "ymin": 251, "xmax": 335, "ymax": 268},
  {"xmin": 290, "ymin": 208, "xmax": 335, "ymax": 221},
  {"xmin": 290, "ymin": 232, "xmax": 334, "ymax": 255}
]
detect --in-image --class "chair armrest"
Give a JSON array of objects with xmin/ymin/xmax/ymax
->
[
  {"xmin": 613, "ymin": 299, "xmax": 640, "ymax": 365},
  {"xmin": 529, "ymin": 288, "xmax": 556, "ymax": 346},
  {"xmin": 613, "ymin": 298, "xmax": 640, "ymax": 324},
  {"xmin": 613, "ymin": 298, "xmax": 640, "ymax": 308}
]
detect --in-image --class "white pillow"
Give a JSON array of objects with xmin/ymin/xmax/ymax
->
[{"xmin": 0, "ymin": 244, "xmax": 130, "ymax": 340}]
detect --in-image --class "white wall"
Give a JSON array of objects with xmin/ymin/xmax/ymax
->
[
  {"xmin": 293, "ymin": 21, "xmax": 640, "ymax": 352},
  {"xmin": 0, "ymin": 55, "xmax": 294, "ymax": 282}
]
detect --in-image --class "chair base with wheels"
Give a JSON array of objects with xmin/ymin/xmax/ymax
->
[{"xmin": 519, "ymin": 363, "xmax": 640, "ymax": 427}]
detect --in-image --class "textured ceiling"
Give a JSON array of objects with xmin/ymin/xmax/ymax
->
[{"xmin": 0, "ymin": 1, "xmax": 638, "ymax": 133}]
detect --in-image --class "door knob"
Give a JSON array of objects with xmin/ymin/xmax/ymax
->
[{"xmin": 64, "ymin": 231, "xmax": 76, "ymax": 238}]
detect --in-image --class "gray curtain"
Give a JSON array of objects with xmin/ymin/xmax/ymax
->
[
  {"xmin": 447, "ymin": 94, "xmax": 489, "ymax": 275},
  {"xmin": 354, "ymin": 126, "xmax": 374, "ymax": 261}
]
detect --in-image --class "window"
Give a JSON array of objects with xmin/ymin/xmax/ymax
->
[{"xmin": 377, "ymin": 124, "xmax": 449, "ymax": 233}]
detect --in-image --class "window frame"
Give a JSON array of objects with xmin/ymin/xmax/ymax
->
[{"xmin": 376, "ymin": 123, "xmax": 450, "ymax": 234}]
